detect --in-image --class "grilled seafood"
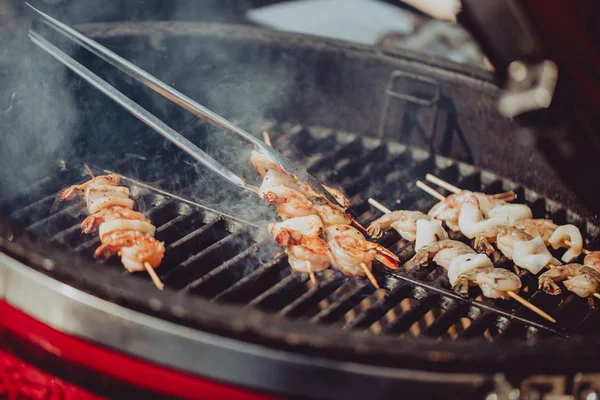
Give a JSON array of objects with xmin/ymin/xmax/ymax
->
[
  {"xmin": 262, "ymin": 186, "xmax": 315, "ymax": 220},
  {"xmin": 310, "ymin": 197, "xmax": 352, "ymax": 226},
  {"xmin": 538, "ymin": 264, "xmax": 600, "ymax": 298},
  {"xmin": 549, "ymin": 224, "xmax": 584, "ymax": 263},
  {"xmin": 474, "ymin": 226, "xmax": 556, "ymax": 274},
  {"xmin": 328, "ymin": 235, "xmax": 399, "ymax": 276},
  {"xmin": 120, "ymin": 236, "xmax": 165, "ymax": 273},
  {"xmin": 414, "ymin": 219, "xmax": 448, "ymax": 251},
  {"xmin": 458, "ymin": 202, "xmax": 509, "ymax": 239},
  {"xmin": 59, "ymin": 173, "xmax": 120, "ymax": 201},
  {"xmin": 454, "ymin": 265, "xmax": 522, "ymax": 299},
  {"xmin": 277, "ymin": 229, "xmax": 331, "ymax": 273},
  {"xmin": 367, "ymin": 210, "xmax": 430, "ymax": 240},
  {"xmin": 410, "ymin": 239, "xmax": 475, "ymax": 269},
  {"xmin": 447, "ymin": 253, "xmax": 493, "ymax": 287},
  {"xmin": 584, "ymin": 251, "xmax": 600, "ymax": 273},
  {"xmin": 268, "ymin": 215, "xmax": 324, "ymax": 239},
  {"xmin": 250, "ymin": 150, "xmax": 284, "ymax": 178},
  {"xmin": 81, "ymin": 206, "xmax": 148, "ymax": 234},
  {"xmin": 486, "ymin": 204, "xmax": 532, "ymax": 226},
  {"xmin": 513, "ymin": 219, "xmax": 557, "ymax": 245},
  {"xmin": 324, "ymin": 224, "xmax": 365, "ymax": 242}
]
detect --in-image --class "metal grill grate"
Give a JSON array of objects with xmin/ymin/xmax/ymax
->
[{"xmin": 3, "ymin": 121, "xmax": 600, "ymax": 342}]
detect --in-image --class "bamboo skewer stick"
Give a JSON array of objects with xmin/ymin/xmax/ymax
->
[
  {"xmin": 425, "ymin": 174, "xmax": 461, "ymax": 194},
  {"xmin": 361, "ymin": 262, "xmax": 380, "ymax": 289},
  {"xmin": 262, "ymin": 131, "xmax": 272, "ymax": 147},
  {"xmin": 416, "ymin": 181, "xmax": 446, "ymax": 202},
  {"xmin": 307, "ymin": 261, "xmax": 317, "ymax": 285},
  {"xmin": 83, "ymin": 163, "xmax": 95, "ymax": 179},
  {"xmin": 144, "ymin": 262, "xmax": 164, "ymax": 290},
  {"xmin": 505, "ymin": 291, "xmax": 555, "ymax": 323},
  {"xmin": 368, "ymin": 198, "xmax": 393, "ymax": 214}
]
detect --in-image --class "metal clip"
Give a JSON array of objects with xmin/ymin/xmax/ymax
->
[{"xmin": 498, "ymin": 60, "xmax": 558, "ymax": 118}]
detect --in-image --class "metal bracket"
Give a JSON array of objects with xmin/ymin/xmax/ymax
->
[
  {"xmin": 498, "ymin": 60, "xmax": 558, "ymax": 118},
  {"xmin": 378, "ymin": 70, "xmax": 441, "ymax": 146}
]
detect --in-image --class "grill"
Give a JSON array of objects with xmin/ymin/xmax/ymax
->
[
  {"xmin": 3, "ymin": 18, "xmax": 600, "ymax": 400},
  {"xmin": 4, "ymin": 119, "xmax": 599, "ymax": 340}
]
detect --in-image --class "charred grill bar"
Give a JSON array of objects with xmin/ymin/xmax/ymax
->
[{"xmin": 2, "ymin": 18, "xmax": 600, "ymax": 400}]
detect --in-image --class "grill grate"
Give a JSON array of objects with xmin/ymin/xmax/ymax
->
[{"xmin": 3, "ymin": 121, "xmax": 600, "ymax": 342}]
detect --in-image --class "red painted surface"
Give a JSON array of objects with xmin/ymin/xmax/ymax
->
[
  {"xmin": 0, "ymin": 301, "xmax": 275, "ymax": 400},
  {"xmin": 0, "ymin": 348, "xmax": 104, "ymax": 400}
]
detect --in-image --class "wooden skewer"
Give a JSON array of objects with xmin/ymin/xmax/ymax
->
[
  {"xmin": 262, "ymin": 131, "xmax": 272, "ymax": 147},
  {"xmin": 83, "ymin": 163, "xmax": 95, "ymax": 178},
  {"xmin": 361, "ymin": 262, "xmax": 380, "ymax": 289},
  {"xmin": 416, "ymin": 180, "xmax": 446, "ymax": 202},
  {"xmin": 506, "ymin": 291, "xmax": 556, "ymax": 323},
  {"xmin": 144, "ymin": 261, "xmax": 164, "ymax": 290},
  {"xmin": 594, "ymin": 293, "xmax": 600, "ymax": 300},
  {"xmin": 425, "ymin": 174, "xmax": 461, "ymax": 194},
  {"xmin": 307, "ymin": 261, "xmax": 317, "ymax": 285},
  {"xmin": 368, "ymin": 198, "xmax": 393, "ymax": 215}
]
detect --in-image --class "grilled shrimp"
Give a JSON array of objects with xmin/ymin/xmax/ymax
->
[
  {"xmin": 300, "ymin": 184, "xmax": 351, "ymax": 209},
  {"xmin": 549, "ymin": 224, "xmax": 584, "ymax": 263},
  {"xmin": 120, "ymin": 236, "xmax": 166, "ymax": 273},
  {"xmin": 447, "ymin": 253, "xmax": 494, "ymax": 287},
  {"xmin": 324, "ymin": 224, "xmax": 365, "ymax": 242},
  {"xmin": 85, "ymin": 185, "xmax": 134, "ymax": 214},
  {"xmin": 538, "ymin": 264, "xmax": 600, "ymax": 297},
  {"xmin": 268, "ymin": 215, "xmax": 324, "ymax": 240},
  {"xmin": 409, "ymin": 239, "xmax": 475, "ymax": 269},
  {"xmin": 367, "ymin": 210, "xmax": 430, "ymax": 240},
  {"xmin": 59, "ymin": 173, "xmax": 120, "ymax": 201},
  {"xmin": 81, "ymin": 206, "xmax": 148, "ymax": 234},
  {"xmin": 262, "ymin": 186, "xmax": 315, "ymax": 220},
  {"xmin": 414, "ymin": 219, "xmax": 448, "ymax": 251},
  {"xmin": 250, "ymin": 150, "xmax": 284, "ymax": 178},
  {"xmin": 584, "ymin": 251, "xmax": 600, "ymax": 273},
  {"xmin": 475, "ymin": 226, "xmax": 555, "ymax": 274},
  {"xmin": 94, "ymin": 230, "xmax": 155, "ymax": 260},
  {"xmin": 454, "ymin": 266, "xmax": 521, "ymax": 299},
  {"xmin": 310, "ymin": 197, "xmax": 352, "ymax": 226},
  {"xmin": 98, "ymin": 219, "xmax": 156, "ymax": 240},
  {"xmin": 328, "ymin": 236, "xmax": 398, "ymax": 276},
  {"xmin": 276, "ymin": 229, "xmax": 331, "ymax": 273},
  {"xmin": 428, "ymin": 190, "xmax": 479, "ymax": 231},
  {"xmin": 514, "ymin": 219, "xmax": 557, "ymax": 245}
]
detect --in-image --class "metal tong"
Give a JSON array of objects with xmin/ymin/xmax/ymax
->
[{"xmin": 25, "ymin": 2, "xmax": 350, "ymax": 215}]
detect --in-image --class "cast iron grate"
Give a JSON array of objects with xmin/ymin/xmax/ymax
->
[{"xmin": 3, "ymin": 121, "xmax": 600, "ymax": 342}]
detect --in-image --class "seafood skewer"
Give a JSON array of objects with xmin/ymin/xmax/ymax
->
[
  {"xmin": 60, "ymin": 167, "xmax": 165, "ymax": 290},
  {"xmin": 368, "ymin": 198, "xmax": 556, "ymax": 323},
  {"xmin": 423, "ymin": 175, "xmax": 589, "ymax": 260}
]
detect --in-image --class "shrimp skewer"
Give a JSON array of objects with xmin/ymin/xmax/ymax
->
[
  {"xmin": 368, "ymin": 198, "xmax": 556, "ymax": 322},
  {"xmin": 424, "ymin": 175, "xmax": 590, "ymax": 261},
  {"xmin": 59, "ymin": 168, "xmax": 165, "ymax": 290}
]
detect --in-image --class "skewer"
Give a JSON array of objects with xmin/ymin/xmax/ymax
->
[
  {"xmin": 594, "ymin": 293, "xmax": 600, "ymax": 300},
  {"xmin": 368, "ymin": 198, "xmax": 393, "ymax": 214},
  {"xmin": 306, "ymin": 261, "xmax": 317, "ymax": 285},
  {"xmin": 416, "ymin": 181, "xmax": 446, "ymax": 202},
  {"xmin": 83, "ymin": 163, "xmax": 95, "ymax": 179},
  {"xmin": 81, "ymin": 165, "xmax": 165, "ymax": 290},
  {"xmin": 425, "ymin": 174, "xmax": 461, "ymax": 194},
  {"xmin": 382, "ymin": 187, "xmax": 556, "ymax": 323},
  {"xmin": 425, "ymin": 174, "xmax": 591, "ymax": 254},
  {"xmin": 144, "ymin": 261, "xmax": 164, "ymax": 290},
  {"xmin": 505, "ymin": 291, "xmax": 556, "ymax": 323},
  {"xmin": 263, "ymin": 131, "xmax": 272, "ymax": 147},
  {"xmin": 361, "ymin": 262, "xmax": 380, "ymax": 289}
]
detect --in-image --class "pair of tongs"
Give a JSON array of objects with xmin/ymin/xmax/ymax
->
[{"xmin": 25, "ymin": 3, "xmax": 351, "ymax": 218}]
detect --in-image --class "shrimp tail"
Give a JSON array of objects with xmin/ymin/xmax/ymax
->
[
  {"xmin": 539, "ymin": 277, "xmax": 562, "ymax": 295},
  {"xmin": 59, "ymin": 186, "xmax": 79, "ymax": 201},
  {"xmin": 474, "ymin": 236, "xmax": 495, "ymax": 256},
  {"xmin": 452, "ymin": 275, "xmax": 470, "ymax": 296}
]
